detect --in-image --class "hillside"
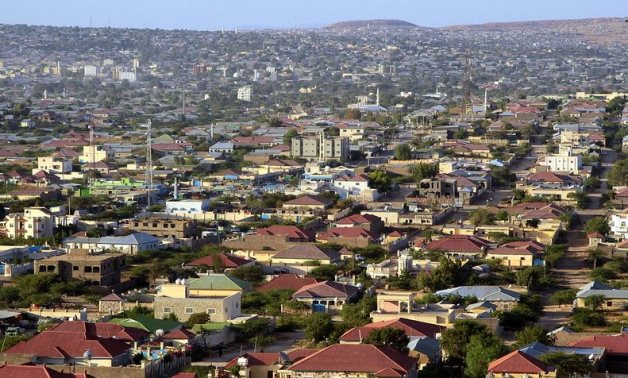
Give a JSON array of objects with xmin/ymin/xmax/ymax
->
[{"xmin": 326, "ymin": 19, "xmax": 418, "ymax": 29}]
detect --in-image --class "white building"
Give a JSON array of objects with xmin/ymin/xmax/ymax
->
[
  {"xmin": 610, "ymin": 212, "xmax": 628, "ymax": 240},
  {"xmin": 237, "ymin": 85, "xmax": 251, "ymax": 102},
  {"xmin": 80, "ymin": 145, "xmax": 114, "ymax": 163},
  {"xmin": 1, "ymin": 207, "xmax": 55, "ymax": 239},
  {"xmin": 34, "ymin": 155, "xmax": 73, "ymax": 174},
  {"xmin": 542, "ymin": 146, "xmax": 583, "ymax": 174},
  {"xmin": 62, "ymin": 233, "xmax": 161, "ymax": 255},
  {"xmin": 83, "ymin": 65, "xmax": 100, "ymax": 77},
  {"xmin": 166, "ymin": 199, "xmax": 211, "ymax": 215}
]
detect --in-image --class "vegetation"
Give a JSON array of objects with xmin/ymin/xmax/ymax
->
[
  {"xmin": 540, "ymin": 352, "xmax": 593, "ymax": 376},
  {"xmin": 394, "ymin": 143, "xmax": 412, "ymax": 160},
  {"xmin": 304, "ymin": 313, "xmax": 334, "ymax": 342},
  {"xmin": 514, "ymin": 325, "xmax": 554, "ymax": 347},
  {"xmin": 363, "ymin": 327, "xmax": 409, "ymax": 353},
  {"xmin": 584, "ymin": 217, "xmax": 611, "ymax": 236},
  {"xmin": 464, "ymin": 334, "xmax": 509, "ymax": 378}
]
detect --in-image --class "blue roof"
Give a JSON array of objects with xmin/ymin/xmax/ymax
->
[
  {"xmin": 436, "ymin": 286, "xmax": 521, "ymax": 301},
  {"xmin": 98, "ymin": 233, "xmax": 160, "ymax": 245},
  {"xmin": 519, "ymin": 342, "xmax": 605, "ymax": 360}
]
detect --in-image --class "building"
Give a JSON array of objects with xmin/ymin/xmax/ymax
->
[
  {"xmin": 154, "ymin": 274, "xmax": 248, "ymax": 322},
  {"xmin": 257, "ymin": 274, "xmax": 318, "ymax": 292},
  {"xmin": 435, "ymin": 286, "xmax": 521, "ymax": 310},
  {"xmin": 1, "ymin": 207, "xmax": 55, "ymax": 239},
  {"xmin": 610, "ymin": 211, "xmax": 628, "ymax": 240},
  {"xmin": 166, "ymin": 199, "xmax": 211, "ymax": 215},
  {"xmin": 291, "ymin": 135, "xmax": 349, "ymax": 162},
  {"xmin": 3, "ymin": 321, "xmax": 144, "ymax": 367},
  {"xmin": 271, "ymin": 245, "xmax": 340, "ymax": 270},
  {"xmin": 541, "ymin": 146, "xmax": 583, "ymax": 174},
  {"xmin": 35, "ymin": 155, "xmax": 73, "ymax": 174},
  {"xmin": 574, "ymin": 281, "xmax": 628, "ymax": 310},
  {"xmin": 128, "ymin": 215, "xmax": 197, "ymax": 239},
  {"xmin": 35, "ymin": 249, "xmax": 125, "ymax": 286},
  {"xmin": 63, "ymin": 232, "xmax": 161, "ymax": 255},
  {"xmin": 185, "ymin": 252, "xmax": 254, "ymax": 271},
  {"xmin": 79, "ymin": 145, "xmax": 114, "ymax": 163},
  {"xmin": 237, "ymin": 85, "xmax": 252, "ymax": 101},
  {"xmin": 487, "ymin": 350, "xmax": 556, "ymax": 378},
  {"xmin": 292, "ymin": 281, "xmax": 359, "ymax": 313},
  {"xmin": 486, "ymin": 240, "xmax": 545, "ymax": 268}
]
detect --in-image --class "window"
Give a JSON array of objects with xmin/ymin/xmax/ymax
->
[
  {"xmin": 206, "ymin": 308, "xmax": 216, "ymax": 314},
  {"xmin": 185, "ymin": 307, "xmax": 194, "ymax": 314},
  {"xmin": 607, "ymin": 301, "xmax": 613, "ymax": 307},
  {"xmin": 163, "ymin": 307, "xmax": 173, "ymax": 313},
  {"xmin": 73, "ymin": 266, "xmax": 79, "ymax": 271}
]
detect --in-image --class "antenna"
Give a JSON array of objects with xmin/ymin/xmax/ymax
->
[
  {"xmin": 89, "ymin": 124, "xmax": 95, "ymax": 185},
  {"xmin": 145, "ymin": 119, "xmax": 153, "ymax": 208}
]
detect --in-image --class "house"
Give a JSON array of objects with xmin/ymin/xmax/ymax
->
[
  {"xmin": 99, "ymin": 292, "xmax": 124, "ymax": 314},
  {"xmin": 154, "ymin": 274, "xmax": 249, "ymax": 322},
  {"xmin": 486, "ymin": 240, "xmax": 545, "ymax": 268},
  {"xmin": 424, "ymin": 235, "xmax": 491, "ymax": 260},
  {"xmin": 34, "ymin": 249, "xmax": 125, "ymax": 287},
  {"xmin": 63, "ymin": 232, "xmax": 161, "ymax": 255},
  {"xmin": 435, "ymin": 286, "xmax": 521, "ymax": 310},
  {"xmin": 186, "ymin": 252, "xmax": 255, "ymax": 271},
  {"xmin": 517, "ymin": 171, "xmax": 583, "ymax": 201},
  {"xmin": 0, "ymin": 364, "xmax": 87, "ymax": 377},
  {"xmin": 257, "ymin": 274, "xmax": 318, "ymax": 292},
  {"xmin": 517, "ymin": 342, "xmax": 605, "ymax": 373},
  {"xmin": 166, "ymin": 199, "xmax": 211, "ymax": 215},
  {"xmin": 332, "ymin": 173, "xmax": 379, "ymax": 201},
  {"xmin": 282, "ymin": 195, "xmax": 333, "ymax": 210},
  {"xmin": 225, "ymin": 350, "xmax": 318, "ymax": 378},
  {"xmin": 292, "ymin": 280, "xmax": 359, "ymax": 312},
  {"xmin": 280, "ymin": 344, "xmax": 418, "ymax": 378},
  {"xmin": 35, "ymin": 155, "xmax": 73, "ymax": 174},
  {"xmin": 340, "ymin": 318, "xmax": 444, "ymax": 343},
  {"xmin": 574, "ymin": 281, "xmax": 628, "ymax": 310},
  {"xmin": 128, "ymin": 215, "xmax": 198, "ymax": 239},
  {"xmin": 610, "ymin": 211, "xmax": 628, "ymax": 240},
  {"xmin": 487, "ymin": 350, "xmax": 556, "ymax": 378},
  {"xmin": 4, "ymin": 321, "xmax": 144, "ymax": 367},
  {"xmin": 570, "ymin": 334, "xmax": 628, "ymax": 374},
  {"xmin": 0, "ymin": 207, "xmax": 55, "ymax": 239},
  {"xmin": 336, "ymin": 213, "xmax": 384, "ymax": 234},
  {"xmin": 317, "ymin": 227, "xmax": 376, "ymax": 248},
  {"xmin": 208, "ymin": 141, "xmax": 234, "ymax": 154},
  {"xmin": 163, "ymin": 328, "xmax": 196, "ymax": 347},
  {"xmin": 271, "ymin": 245, "xmax": 340, "ymax": 269},
  {"xmin": 540, "ymin": 146, "xmax": 583, "ymax": 174}
]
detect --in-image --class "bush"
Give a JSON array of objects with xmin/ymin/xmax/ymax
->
[
  {"xmin": 549, "ymin": 289, "xmax": 577, "ymax": 306},
  {"xmin": 304, "ymin": 313, "xmax": 333, "ymax": 342},
  {"xmin": 589, "ymin": 268, "xmax": 617, "ymax": 282},
  {"xmin": 571, "ymin": 308, "xmax": 606, "ymax": 329}
]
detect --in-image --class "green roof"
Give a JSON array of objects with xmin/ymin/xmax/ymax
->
[
  {"xmin": 109, "ymin": 314, "xmax": 181, "ymax": 334},
  {"xmin": 191, "ymin": 322, "xmax": 228, "ymax": 333},
  {"xmin": 187, "ymin": 274, "xmax": 251, "ymax": 291}
]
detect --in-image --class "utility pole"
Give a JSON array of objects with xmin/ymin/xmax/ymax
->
[{"xmin": 145, "ymin": 119, "xmax": 153, "ymax": 209}]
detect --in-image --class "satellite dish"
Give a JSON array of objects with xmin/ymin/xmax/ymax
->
[
  {"xmin": 175, "ymin": 278, "xmax": 182, "ymax": 285},
  {"xmin": 83, "ymin": 349, "xmax": 92, "ymax": 359},
  {"xmin": 155, "ymin": 329, "xmax": 164, "ymax": 337},
  {"xmin": 237, "ymin": 356, "xmax": 249, "ymax": 367}
]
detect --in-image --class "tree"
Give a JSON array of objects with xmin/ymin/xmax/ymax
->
[
  {"xmin": 308, "ymin": 264, "xmax": 339, "ymax": 281},
  {"xmin": 516, "ymin": 266, "xmax": 550, "ymax": 291},
  {"xmin": 469, "ymin": 209, "xmax": 495, "ymax": 226},
  {"xmin": 587, "ymin": 249, "xmax": 606, "ymax": 269},
  {"xmin": 185, "ymin": 312, "xmax": 211, "ymax": 328},
  {"xmin": 464, "ymin": 334, "xmax": 509, "ymax": 378},
  {"xmin": 344, "ymin": 109, "xmax": 362, "ymax": 120},
  {"xmin": 549, "ymin": 289, "xmax": 577, "ymax": 307},
  {"xmin": 496, "ymin": 210, "xmax": 509, "ymax": 222},
  {"xmin": 584, "ymin": 294, "xmax": 605, "ymax": 310},
  {"xmin": 540, "ymin": 352, "xmax": 593, "ymax": 376},
  {"xmin": 394, "ymin": 143, "xmax": 412, "ymax": 161},
  {"xmin": 440, "ymin": 320, "xmax": 493, "ymax": 363},
  {"xmin": 514, "ymin": 325, "xmax": 554, "ymax": 347},
  {"xmin": 525, "ymin": 218, "xmax": 540, "ymax": 228},
  {"xmin": 341, "ymin": 295, "xmax": 376, "ymax": 328},
  {"xmin": 608, "ymin": 158, "xmax": 628, "ymax": 186},
  {"xmin": 229, "ymin": 265, "xmax": 264, "ymax": 284},
  {"xmin": 267, "ymin": 117, "xmax": 283, "ymax": 128},
  {"xmin": 410, "ymin": 163, "xmax": 439, "ymax": 181},
  {"xmin": 283, "ymin": 129, "xmax": 298, "ymax": 145},
  {"xmin": 364, "ymin": 327, "xmax": 409, "ymax": 353},
  {"xmin": 368, "ymin": 169, "xmax": 392, "ymax": 193},
  {"xmin": 304, "ymin": 313, "xmax": 333, "ymax": 342},
  {"xmin": 584, "ymin": 217, "xmax": 610, "ymax": 236}
]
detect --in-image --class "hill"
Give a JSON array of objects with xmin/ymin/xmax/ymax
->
[{"xmin": 326, "ymin": 19, "xmax": 418, "ymax": 29}]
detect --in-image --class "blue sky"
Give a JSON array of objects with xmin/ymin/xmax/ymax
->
[{"xmin": 1, "ymin": 0, "xmax": 626, "ymax": 30}]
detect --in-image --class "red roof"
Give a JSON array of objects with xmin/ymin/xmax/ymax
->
[
  {"xmin": 426, "ymin": 235, "xmax": 490, "ymax": 253},
  {"xmin": 487, "ymin": 350, "xmax": 553, "ymax": 374},
  {"xmin": 5, "ymin": 321, "xmax": 143, "ymax": 360},
  {"xmin": 340, "ymin": 318, "xmax": 444, "ymax": 342},
  {"xmin": 186, "ymin": 252, "xmax": 253, "ymax": 268},
  {"xmin": 317, "ymin": 227, "xmax": 374, "ymax": 240},
  {"xmin": 0, "ymin": 365, "xmax": 86, "ymax": 378},
  {"xmin": 225, "ymin": 352, "xmax": 282, "ymax": 368},
  {"xmin": 570, "ymin": 334, "xmax": 628, "ymax": 356},
  {"xmin": 337, "ymin": 213, "xmax": 381, "ymax": 225},
  {"xmin": 288, "ymin": 344, "xmax": 416, "ymax": 374},
  {"xmin": 272, "ymin": 245, "xmax": 339, "ymax": 261},
  {"xmin": 171, "ymin": 373, "xmax": 197, "ymax": 378},
  {"xmin": 293, "ymin": 281, "xmax": 359, "ymax": 300},
  {"xmin": 163, "ymin": 328, "xmax": 196, "ymax": 340},
  {"xmin": 283, "ymin": 195, "xmax": 333, "ymax": 207},
  {"xmin": 256, "ymin": 225, "xmax": 314, "ymax": 241},
  {"xmin": 257, "ymin": 274, "xmax": 318, "ymax": 292}
]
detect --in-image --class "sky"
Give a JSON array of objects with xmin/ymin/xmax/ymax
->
[{"xmin": 0, "ymin": 0, "xmax": 626, "ymax": 30}]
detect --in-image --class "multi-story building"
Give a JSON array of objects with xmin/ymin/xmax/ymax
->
[
  {"xmin": 34, "ymin": 249, "xmax": 125, "ymax": 286},
  {"xmin": 80, "ymin": 145, "xmax": 114, "ymax": 163},
  {"xmin": 154, "ymin": 274, "xmax": 248, "ymax": 322},
  {"xmin": 610, "ymin": 212, "xmax": 628, "ymax": 240},
  {"xmin": 291, "ymin": 135, "xmax": 349, "ymax": 162},
  {"xmin": 128, "ymin": 215, "xmax": 197, "ymax": 239},
  {"xmin": 165, "ymin": 199, "xmax": 210, "ymax": 215},
  {"xmin": 237, "ymin": 85, "xmax": 251, "ymax": 101},
  {"xmin": 541, "ymin": 145, "xmax": 582, "ymax": 174},
  {"xmin": 0, "ymin": 207, "xmax": 54, "ymax": 239},
  {"xmin": 34, "ymin": 155, "xmax": 73, "ymax": 174}
]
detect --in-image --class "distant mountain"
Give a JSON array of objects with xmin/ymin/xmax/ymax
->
[{"xmin": 326, "ymin": 19, "xmax": 419, "ymax": 29}]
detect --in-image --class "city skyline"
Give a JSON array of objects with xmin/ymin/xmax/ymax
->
[{"xmin": 1, "ymin": 0, "xmax": 626, "ymax": 30}]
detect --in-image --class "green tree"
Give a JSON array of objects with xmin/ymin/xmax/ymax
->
[
  {"xmin": 410, "ymin": 163, "xmax": 439, "ymax": 181},
  {"xmin": 267, "ymin": 117, "xmax": 283, "ymax": 128},
  {"xmin": 304, "ymin": 313, "xmax": 333, "ymax": 342},
  {"xmin": 368, "ymin": 169, "xmax": 392, "ymax": 193},
  {"xmin": 608, "ymin": 158, "xmax": 628, "ymax": 186},
  {"xmin": 469, "ymin": 209, "xmax": 495, "ymax": 226},
  {"xmin": 540, "ymin": 352, "xmax": 593, "ymax": 376},
  {"xmin": 514, "ymin": 325, "xmax": 554, "ymax": 347},
  {"xmin": 440, "ymin": 320, "xmax": 493, "ymax": 363},
  {"xmin": 549, "ymin": 289, "xmax": 577, "ymax": 307},
  {"xmin": 364, "ymin": 327, "xmax": 410, "ymax": 353},
  {"xmin": 525, "ymin": 218, "xmax": 540, "ymax": 228},
  {"xmin": 464, "ymin": 334, "xmax": 509, "ymax": 378},
  {"xmin": 185, "ymin": 312, "xmax": 211, "ymax": 328},
  {"xmin": 584, "ymin": 217, "xmax": 610, "ymax": 236},
  {"xmin": 283, "ymin": 129, "xmax": 298, "ymax": 145},
  {"xmin": 584, "ymin": 294, "xmax": 605, "ymax": 310},
  {"xmin": 496, "ymin": 210, "xmax": 509, "ymax": 222},
  {"xmin": 229, "ymin": 265, "xmax": 264, "ymax": 284},
  {"xmin": 341, "ymin": 295, "xmax": 376, "ymax": 328},
  {"xmin": 308, "ymin": 264, "xmax": 339, "ymax": 281},
  {"xmin": 394, "ymin": 143, "xmax": 412, "ymax": 160}
]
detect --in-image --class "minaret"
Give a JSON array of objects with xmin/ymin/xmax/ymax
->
[
  {"xmin": 210, "ymin": 123, "xmax": 214, "ymax": 139},
  {"xmin": 484, "ymin": 88, "xmax": 488, "ymax": 111},
  {"xmin": 173, "ymin": 177, "xmax": 178, "ymax": 200},
  {"xmin": 145, "ymin": 120, "xmax": 153, "ymax": 208},
  {"xmin": 376, "ymin": 88, "xmax": 380, "ymax": 106}
]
